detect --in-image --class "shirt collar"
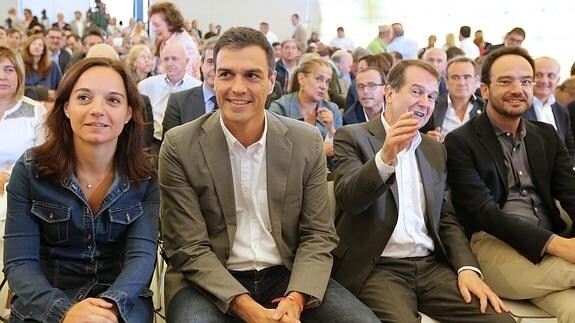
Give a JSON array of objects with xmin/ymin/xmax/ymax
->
[
  {"xmin": 487, "ymin": 109, "xmax": 527, "ymax": 140},
  {"xmin": 164, "ymin": 73, "xmax": 190, "ymax": 87},
  {"xmin": 533, "ymin": 94, "xmax": 556, "ymax": 108},
  {"xmin": 220, "ymin": 113, "xmax": 268, "ymax": 150}
]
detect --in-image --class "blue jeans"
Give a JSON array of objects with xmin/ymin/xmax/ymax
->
[{"xmin": 167, "ymin": 267, "xmax": 378, "ymax": 322}]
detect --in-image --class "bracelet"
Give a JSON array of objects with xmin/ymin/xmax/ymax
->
[{"xmin": 271, "ymin": 295, "xmax": 304, "ymax": 311}]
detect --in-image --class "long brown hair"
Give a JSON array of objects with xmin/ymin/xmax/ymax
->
[
  {"xmin": 20, "ymin": 34, "xmax": 52, "ymax": 79},
  {"xmin": 32, "ymin": 57, "xmax": 155, "ymax": 183}
]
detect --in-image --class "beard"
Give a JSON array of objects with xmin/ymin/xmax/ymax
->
[{"xmin": 488, "ymin": 93, "xmax": 532, "ymax": 118}]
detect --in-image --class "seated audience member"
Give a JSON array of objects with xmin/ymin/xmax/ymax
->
[
  {"xmin": 330, "ymin": 49, "xmax": 353, "ymax": 97},
  {"xmin": 162, "ymin": 39, "xmax": 217, "ymax": 136},
  {"xmin": 446, "ymin": 46, "xmax": 465, "ymax": 60},
  {"xmin": 66, "ymin": 29, "xmax": 105, "ymax": 70},
  {"xmin": 6, "ymin": 28, "xmax": 23, "ymax": 52},
  {"xmin": 421, "ymin": 56, "xmax": 485, "ymax": 142},
  {"xmin": 160, "ymin": 26, "xmax": 379, "ymax": 323},
  {"xmin": 556, "ymin": 77, "xmax": 575, "ymax": 138},
  {"xmin": 21, "ymin": 34, "xmax": 62, "ymax": 94},
  {"xmin": 0, "ymin": 47, "xmax": 46, "ymax": 238},
  {"xmin": 487, "ymin": 27, "xmax": 525, "ymax": 53},
  {"xmin": 4, "ymin": 57, "xmax": 159, "ymax": 322},
  {"xmin": 445, "ymin": 46, "xmax": 575, "ymax": 323},
  {"xmin": 275, "ymin": 39, "xmax": 299, "ymax": 93},
  {"xmin": 345, "ymin": 53, "xmax": 391, "ymax": 111},
  {"xmin": 343, "ymin": 67, "xmax": 386, "ymax": 125},
  {"xmin": 523, "ymin": 56, "xmax": 575, "ymax": 164},
  {"xmin": 269, "ymin": 57, "xmax": 342, "ymax": 169},
  {"xmin": 65, "ymin": 33, "xmax": 83, "ymax": 55},
  {"xmin": 422, "ymin": 47, "xmax": 448, "ymax": 97},
  {"xmin": 138, "ymin": 42, "xmax": 201, "ymax": 157},
  {"xmin": 45, "ymin": 27, "xmax": 72, "ymax": 74},
  {"xmin": 126, "ymin": 44, "xmax": 153, "ymax": 83},
  {"xmin": 332, "ymin": 59, "xmax": 513, "ymax": 322}
]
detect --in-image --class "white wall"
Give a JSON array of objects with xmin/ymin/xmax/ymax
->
[{"xmin": 154, "ymin": 0, "xmax": 321, "ymax": 43}]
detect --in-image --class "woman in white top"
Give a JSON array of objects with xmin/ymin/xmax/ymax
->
[{"xmin": 0, "ymin": 46, "xmax": 45, "ymax": 223}]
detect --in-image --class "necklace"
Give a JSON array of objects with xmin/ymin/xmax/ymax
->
[{"xmin": 77, "ymin": 167, "xmax": 113, "ymax": 190}]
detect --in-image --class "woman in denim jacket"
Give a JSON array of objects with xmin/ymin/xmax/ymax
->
[{"xmin": 4, "ymin": 58, "xmax": 159, "ymax": 323}]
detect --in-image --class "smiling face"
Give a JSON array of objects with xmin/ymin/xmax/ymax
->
[
  {"xmin": 215, "ymin": 45, "xmax": 275, "ymax": 131},
  {"xmin": 533, "ymin": 57, "xmax": 560, "ymax": 102},
  {"xmin": 64, "ymin": 66, "xmax": 132, "ymax": 148},
  {"xmin": 150, "ymin": 13, "xmax": 170, "ymax": 41},
  {"xmin": 297, "ymin": 65, "xmax": 331, "ymax": 103},
  {"xmin": 481, "ymin": 54, "xmax": 533, "ymax": 120},
  {"xmin": 384, "ymin": 65, "xmax": 438, "ymax": 127}
]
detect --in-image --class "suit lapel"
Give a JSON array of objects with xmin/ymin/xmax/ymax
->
[
  {"xmin": 199, "ymin": 112, "xmax": 237, "ymax": 245},
  {"xmin": 551, "ymin": 103, "xmax": 566, "ymax": 140},
  {"xmin": 265, "ymin": 112, "xmax": 292, "ymax": 244},
  {"xmin": 368, "ymin": 119, "xmax": 399, "ymax": 205},
  {"xmin": 524, "ymin": 122, "xmax": 549, "ymax": 197},
  {"xmin": 433, "ymin": 96, "xmax": 448, "ymax": 129},
  {"xmin": 475, "ymin": 113, "xmax": 508, "ymax": 192},
  {"xmin": 415, "ymin": 143, "xmax": 439, "ymax": 234}
]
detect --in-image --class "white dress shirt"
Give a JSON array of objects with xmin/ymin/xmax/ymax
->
[
  {"xmin": 458, "ymin": 38, "xmax": 480, "ymax": 59},
  {"xmin": 220, "ymin": 115, "xmax": 284, "ymax": 271},
  {"xmin": 329, "ymin": 37, "xmax": 355, "ymax": 51},
  {"xmin": 441, "ymin": 96, "xmax": 473, "ymax": 134},
  {"xmin": 265, "ymin": 31, "xmax": 279, "ymax": 45},
  {"xmin": 533, "ymin": 95, "xmax": 557, "ymax": 131},
  {"xmin": 138, "ymin": 73, "xmax": 201, "ymax": 140},
  {"xmin": 374, "ymin": 115, "xmax": 435, "ymax": 258}
]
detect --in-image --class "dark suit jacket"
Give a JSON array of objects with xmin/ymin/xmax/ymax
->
[
  {"xmin": 160, "ymin": 111, "xmax": 338, "ymax": 311},
  {"xmin": 162, "ymin": 85, "xmax": 207, "ymax": 138},
  {"xmin": 331, "ymin": 119, "xmax": 478, "ymax": 294},
  {"xmin": 445, "ymin": 113, "xmax": 575, "ymax": 264},
  {"xmin": 55, "ymin": 49, "xmax": 72, "ymax": 74},
  {"xmin": 523, "ymin": 102, "xmax": 575, "ymax": 163},
  {"xmin": 342, "ymin": 101, "xmax": 367, "ymax": 125},
  {"xmin": 420, "ymin": 95, "xmax": 485, "ymax": 133},
  {"xmin": 140, "ymin": 95, "xmax": 154, "ymax": 149}
]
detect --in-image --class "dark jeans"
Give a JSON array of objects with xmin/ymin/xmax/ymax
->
[{"xmin": 167, "ymin": 266, "xmax": 379, "ymax": 322}]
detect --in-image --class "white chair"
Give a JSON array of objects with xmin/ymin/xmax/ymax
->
[{"xmin": 505, "ymin": 299, "xmax": 557, "ymax": 322}]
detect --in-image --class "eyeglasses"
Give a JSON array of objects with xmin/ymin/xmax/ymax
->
[
  {"xmin": 356, "ymin": 82, "xmax": 384, "ymax": 91},
  {"xmin": 493, "ymin": 79, "xmax": 534, "ymax": 88}
]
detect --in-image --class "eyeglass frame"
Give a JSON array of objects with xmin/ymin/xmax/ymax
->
[{"xmin": 356, "ymin": 82, "xmax": 385, "ymax": 91}]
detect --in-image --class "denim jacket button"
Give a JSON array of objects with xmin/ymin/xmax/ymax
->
[
  {"xmin": 126, "ymin": 213, "xmax": 130, "ymax": 221},
  {"xmin": 87, "ymin": 245, "xmax": 92, "ymax": 250},
  {"xmin": 87, "ymin": 234, "xmax": 92, "ymax": 240},
  {"xmin": 48, "ymin": 213, "xmax": 54, "ymax": 220}
]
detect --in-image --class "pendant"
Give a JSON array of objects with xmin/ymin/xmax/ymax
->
[{"xmin": 87, "ymin": 183, "xmax": 94, "ymax": 189}]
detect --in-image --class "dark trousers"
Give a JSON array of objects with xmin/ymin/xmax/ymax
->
[
  {"xmin": 167, "ymin": 266, "xmax": 379, "ymax": 323},
  {"xmin": 357, "ymin": 255, "xmax": 514, "ymax": 323}
]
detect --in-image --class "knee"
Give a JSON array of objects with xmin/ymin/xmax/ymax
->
[{"xmin": 556, "ymin": 304, "xmax": 575, "ymax": 323}]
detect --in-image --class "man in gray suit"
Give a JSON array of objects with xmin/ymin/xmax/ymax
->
[
  {"xmin": 332, "ymin": 59, "xmax": 514, "ymax": 322},
  {"xmin": 160, "ymin": 27, "xmax": 378, "ymax": 323},
  {"xmin": 162, "ymin": 39, "xmax": 218, "ymax": 137}
]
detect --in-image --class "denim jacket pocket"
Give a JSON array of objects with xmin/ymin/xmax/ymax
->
[
  {"xmin": 107, "ymin": 203, "xmax": 143, "ymax": 241},
  {"xmin": 31, "ymin": 201, "xmax": 71, "ymax": 244}
]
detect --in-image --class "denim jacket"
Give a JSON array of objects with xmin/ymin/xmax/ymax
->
[{"xmin": 4, "ymin": 151, "xmax": 159, "ymax": 322}]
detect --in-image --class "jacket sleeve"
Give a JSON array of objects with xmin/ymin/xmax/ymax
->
[
  {"xmin": 100, "ymin": 180, "xmax": 159, "ymax": 322},
  {"xmin": 4, "ymin": 156, "xmax": 74, "ymax": 323}
]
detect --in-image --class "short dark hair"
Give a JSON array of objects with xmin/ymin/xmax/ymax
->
[
  {"xmin": 387, "ymin": 59, "xmax": 439, "ymax": 91},
  {"xmin": 355, "ymin": 66, "xmax": 387, "ymax": 85},
  {"xmin": 292, "ymin": 13, "xmax": 300, "ymax": 19},
  {"xmin": 337, "ymin": 27, "xmax": 344, "ymax": 32},
  {"xmin": 507, "ymin": 27, "xmax": 526, "ymax": 39},
  {"xmin": 214, "ymin": 27, "xmax": 275, "ymax": 77},
  {"xmin": 446, "ymin": 56, "xmax": 476, "ymax": 76},
  {"xmin": 460, "ymin": 26, "xmax": 471, "ymax": 38},
  {"xmin": 82, "ymin": 29, "xmax": 104, "ymax": 44},
  {"xmin": 260, "ymin": 22, "xmax": 269, "ymax": 27},
  {"xmin": 480, "ymin": 46, "xmax": 534, "ymax": 85}
]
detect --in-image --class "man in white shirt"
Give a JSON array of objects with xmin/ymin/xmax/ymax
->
[
  {"xmin": 332, "ymin": 59, "xmax": 513, "ymax": 322},
  {"xmin": 137, "ymin": 42, "xmax": 201, "ymax": 156},
  {"xmin": 160, "ymin": 26, "xmax": 379, "ymax": 323},
  {"xmin": 259, "ymin": 22, "xmax": 279, "ymax": 45},
  {"xmin": 523, "ymin": 56, "xmax": 575, "ymax": 163},
  {"xmin": 422, "ymin": 56, "xmax": 485, "ymax": 142},
  {"xmin": 329, "ymin": 27, "xmax": 355, "ymax": 51},
  {"xmin": 458, "ymin": 26, "xmax": 480, "ymax": 59},
  {"xmin": 69, "ymin": 11, "xmax": 85, "ymax": 37}
]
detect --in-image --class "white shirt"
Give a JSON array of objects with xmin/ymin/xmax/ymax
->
[
  {"xmin": 220, "ymin": 115, "xmax": 283, "ymax": 271},
  {"xmin": 374, "ymin": 115, "xmax": 435, "ymax": 258},
  {"xmin": 441, "ymin": 96, "xmax": 474, "ymax": 134},
  {"xmin": 0, "ymin": 97, "xmax": 46, "ymax": 172},
  {"xmin": 265, "ymin": 31, "xmax": 279, "ymax": 45},
  {"xmin": 458, "ymin": 38, "xmax": 480, "ymax": 59},
  {"xmin": 329, "ymin": 36, "xmax": 355, "ymax": 51},
  {"xmin": 138, "ymin": 73, "xmax": 201, "ymax": 140},
  {"xmin": 533, "ymin": 95, "xmax": 557, "ymax": 131}
]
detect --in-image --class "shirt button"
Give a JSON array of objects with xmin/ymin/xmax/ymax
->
[
  {"xmin": 519, "ymin": 171, "xmax": 523, "ymax": 176},
  {"xmin": 49, "ymin": 213, "xmax": 55, "ymax": 220},
  {"xmin": 87, "ymin": 245, "xmax": 92, "ymax": 250},
  {"xmin": 126, "ymin": 213, "xmax": 131, "ymax": 221},
  {"xmin": 87, "ymin": 234, "xmax": 92, "ymax": 239},
  {"xmin": 534, "ymin": 207, "xmax": 538, "ymax": 212}
]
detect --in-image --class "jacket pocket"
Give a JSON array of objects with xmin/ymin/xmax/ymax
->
[
  {"xmin": 31, "ymin": 201, "xmax": 71, "ymax": 244},
  {"xmin": 107, "ymin": 203, "xmax": 143, "ymax": 241}
]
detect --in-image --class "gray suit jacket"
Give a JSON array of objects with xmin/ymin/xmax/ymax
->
[
  {"xmin": 332, "ymin": 119, "xmax": 479, "ymax": 294},
  {"xmin": 159, "ymin": 111, "xmax": 338, "ymax": 312},
  {"xmin": 162, "ymin": 85, "xmax": 207, "ymax": 138}
]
